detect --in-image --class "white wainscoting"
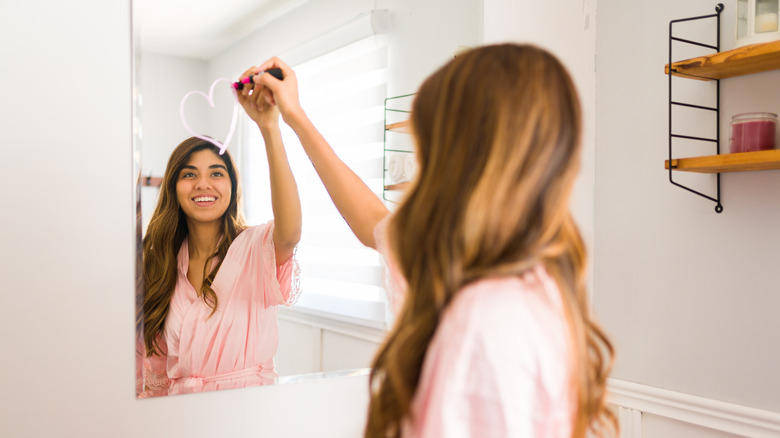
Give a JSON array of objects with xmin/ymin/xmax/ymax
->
[
  {"xmin": 274, "ymin": 311, "xmax": 780, "ymax": 438},
  {"xmin": 608, "ymin": 379, "xmax": 780, "ymax": 438},
  {"xmin": 276, "ymin": 306, "xmax": 386, "ymax": 377}
]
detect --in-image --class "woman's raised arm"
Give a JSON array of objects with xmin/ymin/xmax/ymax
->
[
  {"xmin": 236, "ymin": 66, "xmax": 302, "ymax": 265},
  {"xmin": 244, "ymin": 58, "xmax": 389, "ymax": 249}
]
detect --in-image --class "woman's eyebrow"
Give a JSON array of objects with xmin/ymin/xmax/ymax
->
[{"xmin": 180, "ymin": 164, "xmax": 227, "ymax": 171}]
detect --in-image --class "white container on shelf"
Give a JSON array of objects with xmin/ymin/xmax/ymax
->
[{"xmin": 736, "ymin": 0, "xmax": 780, "ymax": 47}]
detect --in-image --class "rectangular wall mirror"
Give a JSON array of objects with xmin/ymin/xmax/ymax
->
[{"xmin": 133, "ymin": 0, "xmax": 482, "ymax": 398}]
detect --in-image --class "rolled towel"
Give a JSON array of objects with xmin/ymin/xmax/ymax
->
[
  {"xmin": 403, "ymin": 153, "xmax": 417, "ymax": 181},
  {"xmin": 387, "ymin": 153, "xmax": 405, "ymax": 183}
]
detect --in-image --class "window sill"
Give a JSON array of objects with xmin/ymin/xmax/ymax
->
[{"xmin": 281, "ymin": 293, "xmax": 388, "ymax": 337}]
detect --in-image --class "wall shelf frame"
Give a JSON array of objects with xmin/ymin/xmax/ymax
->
[
  {"xmin": 666, "ymin": 3, "xmax": 725, "ymax": 213},
  {"xmin": 383, "ymin": 93, "xmax": 415, "ymax": 202},
  {"xmin": 666, "ymin": 4, "xmax": 780, "ymax": 213}
]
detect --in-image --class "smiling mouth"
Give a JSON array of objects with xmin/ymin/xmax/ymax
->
[{"xmin": 193, "ymin": 196, "xmax": 217, "ymax": 204}]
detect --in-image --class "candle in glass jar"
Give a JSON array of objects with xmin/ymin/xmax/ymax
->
[
  {"xmin": 729, "ymin": 112, "xmax": 778, "ymax": 153},
  {"xmin": 736, "ymin": 0, "xmax": 780, "ymax": 47},
  {"xmin": 756, "ymin": 12, "xmax": 778, "ymax": 32}
]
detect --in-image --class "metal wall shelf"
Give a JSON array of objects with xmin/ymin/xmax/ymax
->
[
  {"xmin": 383, "ymin": 94, "xmax": 415, "ymax": 201},
  {"xmin": 666, "ymin": 4, "xmax": 780, "ymax": 213}
]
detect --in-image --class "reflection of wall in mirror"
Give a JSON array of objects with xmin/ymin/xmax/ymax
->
[{"xmin": 139, "ymin": 53, "xmax": 210, "ymax": 234}]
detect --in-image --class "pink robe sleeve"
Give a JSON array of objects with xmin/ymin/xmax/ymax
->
[
  {"xmin": 251, "ymin": 221, "xmax": 301, "ymax": 308},
  {"xmin": 136, "ymin": 334, "xmax": 170, "ymax": 398},
  {"xmin": 373, "ymin": 215, "xmax": 407, "ymax": 316}
]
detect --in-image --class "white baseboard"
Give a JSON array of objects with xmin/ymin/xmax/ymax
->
[
  {"xmin": 608, "ymin": 379, "xmax": 780, "ymax": 438},
  {"xmin": 617, "ymin": 405, "xmax": 642, "ymax": 438}
]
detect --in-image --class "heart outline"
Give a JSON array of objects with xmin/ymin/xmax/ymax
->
[{"xmin": 179, "ymin": 77, "xmax": 239, "ymax": 156}]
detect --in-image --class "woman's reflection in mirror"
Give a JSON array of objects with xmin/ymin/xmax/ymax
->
[
  {"xmin": 242, "ymin": 43, "xmax": 617, "ymax": 437},
  {"xmin": 136, "ymin": 81, "xmax": 302, "ymax": 397}
]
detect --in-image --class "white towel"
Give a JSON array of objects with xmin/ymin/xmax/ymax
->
[{"xmin": 387, "ymin": 154, "xmax": 405, "ymax": 183}]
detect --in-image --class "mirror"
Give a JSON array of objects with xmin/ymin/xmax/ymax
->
[{"xmin": 133, "ymin": 0, "xmax": 482, "ymax": 397}]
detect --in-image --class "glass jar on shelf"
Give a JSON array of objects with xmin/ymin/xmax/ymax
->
[{"xmin": 729, "ymin": 112, "xmax": 778, "ymax": 153}]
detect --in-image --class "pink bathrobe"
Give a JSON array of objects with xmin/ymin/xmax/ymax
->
[
  {"xmin": 375, "ymin": 219, "xmax": 574, "ymax": 437},
  {"xmin": 138, "ymin": 221, "xmax": 300, "ymax": 397}
]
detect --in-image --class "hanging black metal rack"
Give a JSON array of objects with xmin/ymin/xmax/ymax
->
[{"xmin": 668, "ymin": 3, "xmax": 725, "ymax": 213}]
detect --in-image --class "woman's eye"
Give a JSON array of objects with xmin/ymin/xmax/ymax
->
[
  {"xmin": 181, "ymin": 172, "xmax": 196, "ymax": 179},
  {"xmin": 212, "ymin": 171, "xmax": 225, "ymax": 177}
]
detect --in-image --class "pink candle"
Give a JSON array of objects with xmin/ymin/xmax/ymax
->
[{"xmin": 729, "ymin": 113, "xmax": 778, "ymax": 153}]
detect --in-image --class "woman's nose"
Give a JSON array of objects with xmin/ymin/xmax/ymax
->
[{"xmin": 194, "ymin": 175, "xmax": 211, "ymax": 189}]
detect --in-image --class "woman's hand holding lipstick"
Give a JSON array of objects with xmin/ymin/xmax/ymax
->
[
  {"xmin": 232, "ymin": 68, "xmax": 283, "ymax": 91},
  {"xmin": 242, "ymin": 58, "xmax": 304, "ymax": 126},
  {"xmin": 235, "ymin": 66, "xmax": 281, "ymax": 130}
]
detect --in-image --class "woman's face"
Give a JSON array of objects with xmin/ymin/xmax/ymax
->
[{"xmin": 175, "ymin": 149, "xmax": 232, "ymax": 226}]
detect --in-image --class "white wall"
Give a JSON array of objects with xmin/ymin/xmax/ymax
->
[
  {"xmin": 139, "ymin": 53, "xmax": 209, "ymax": 177},
  {"xmin": 138, "ymin": 53, "xmax": 211, "ymax": 232},
  {"xmin": 376, "ymin": 0, "xmax": 483, "ymax": 97},
  {"xmin": 595, "ymin": 0, "xmax": 780, "ymax": 414},
  {"xmin": 0, "ymin": 1, "xmax": 370, "ymax": 437}
]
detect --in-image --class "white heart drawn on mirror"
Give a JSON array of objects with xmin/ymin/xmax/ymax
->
[{"xmin": 179, "ymin": 78, "xmax": 239, "ymax": 155}]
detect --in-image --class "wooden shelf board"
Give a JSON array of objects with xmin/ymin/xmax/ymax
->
[
  {"xmin": 384, "ymin": 182, "xmax": 410, "ymax": 191},
  {"xmin": 386, "ymin": 120, "xmax": 410, "ymax": 133},
  {"xmin": 664, "ymin": 149, "xmax": 780, "ymax": 173},
  {"xmin": 140, "ymin": 176, "xmax": 163, "ymax": 187},
  {"xmin": 665, "ymin": 40, "xmax": 780, "ymax": 81}
]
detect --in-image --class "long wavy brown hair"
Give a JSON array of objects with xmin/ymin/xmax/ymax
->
[
  {"xmin": 137, "ymin": 137, "xmax": 247, "ymax": 357},
  {"xmin": 366, "ymin": 44, "xmax": 616, "ymax": 437}
]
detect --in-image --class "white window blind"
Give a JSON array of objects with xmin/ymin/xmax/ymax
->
[{"xmin": 239, "ymin": 34, "xmax": 389, "ymax": 327}]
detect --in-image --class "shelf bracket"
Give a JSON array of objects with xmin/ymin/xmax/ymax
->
[
  {"xmin": 383, "ymin": 93, "xmax": 415, "ymax": 203},
  {"xmin": 668, "ymin": 3, "xmax": 724, "ymax": 213}
]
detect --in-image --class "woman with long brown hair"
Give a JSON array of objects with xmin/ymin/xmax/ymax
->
[
  {"xmin": 244, "ymin": 43, "xmax": 615, "ymax": 436},
  {"xmin": 136, "ymin": 72, "xmax": 302, "ymax": 397}
]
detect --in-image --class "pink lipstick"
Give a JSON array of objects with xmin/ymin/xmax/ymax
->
[{"xmin": 232, "ymin": 68, "xmax": 283, "ymax": 90}]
